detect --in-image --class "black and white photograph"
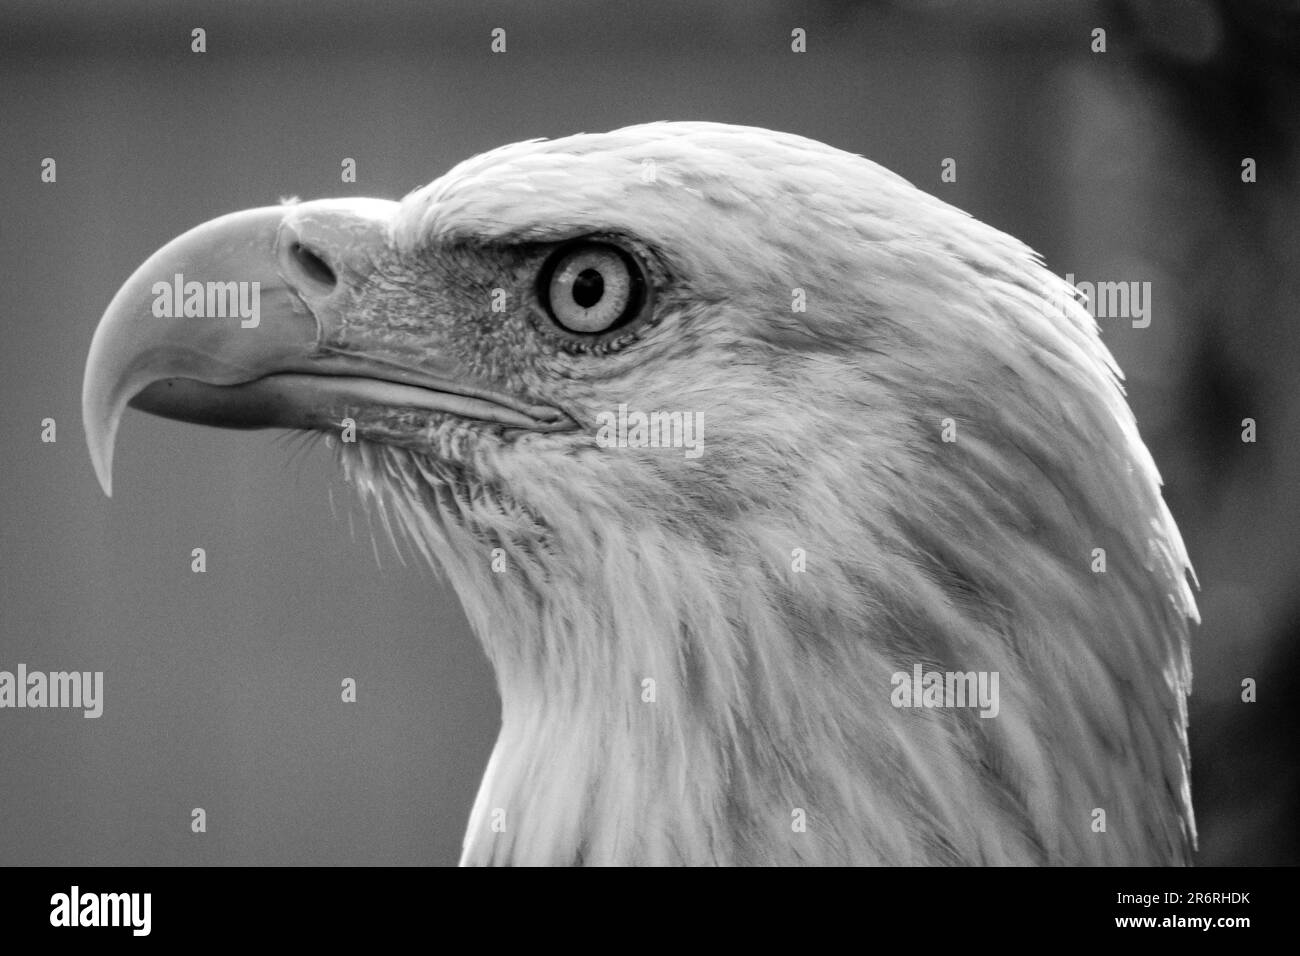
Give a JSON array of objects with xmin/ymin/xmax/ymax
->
[{"xmin": 1, "ymin": 0, "xmax": 1295, "ymax": 934}]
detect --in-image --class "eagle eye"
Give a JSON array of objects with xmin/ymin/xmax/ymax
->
[{"xmin": 540, "ymin": 241, "xmax": 645, "ymax": 335}]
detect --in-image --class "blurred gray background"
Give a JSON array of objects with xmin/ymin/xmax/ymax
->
[{"xmin": 0, "ymin": 0, "xmax": 1295, "ymax": 865}]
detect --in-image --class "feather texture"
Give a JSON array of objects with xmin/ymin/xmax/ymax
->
[{"xmin": 334, "ymin": 122, "xmax": 1198, "ymax": 865}]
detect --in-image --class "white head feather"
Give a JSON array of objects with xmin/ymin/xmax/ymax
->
[{"xmin": 335, "ymin": 122, "xmax": 1197, "ymax": 865}]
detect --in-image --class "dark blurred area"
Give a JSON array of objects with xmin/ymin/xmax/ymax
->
[{"xmin": 0, "ymin": 0, "xmax": 1295, "ymax": 865}]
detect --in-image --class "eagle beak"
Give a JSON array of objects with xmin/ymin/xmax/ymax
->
[{"xmin": 83, "ymin": 198, "xmax": 568, "ymax": 497}]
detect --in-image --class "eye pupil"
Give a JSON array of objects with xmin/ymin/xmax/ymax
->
[{"xmin": 571, "ymin": 268, "xmax": 604, "ymax": 308}]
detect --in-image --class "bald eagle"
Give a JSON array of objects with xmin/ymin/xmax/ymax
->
[{"xmin": 83, "ymin": 122, "xmax": 1197, "ymax": 866}]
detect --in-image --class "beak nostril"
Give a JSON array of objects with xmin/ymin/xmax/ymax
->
[{"xmin": 287, "ymin": 240, "xmax": 338, "ymax": 294}]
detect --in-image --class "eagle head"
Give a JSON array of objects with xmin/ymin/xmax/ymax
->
[{"xmin": 83, "ymin": 122, "xmax": 1197, "ymax": 865}]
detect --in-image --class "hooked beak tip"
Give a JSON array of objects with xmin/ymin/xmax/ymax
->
[
  {"xmin": 94, "ymin": 457, "xmax": 115, "ymax": 499},
  {"xmin": 85, "ymin": 409, "xmax": 117, "ymax": 497}
]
